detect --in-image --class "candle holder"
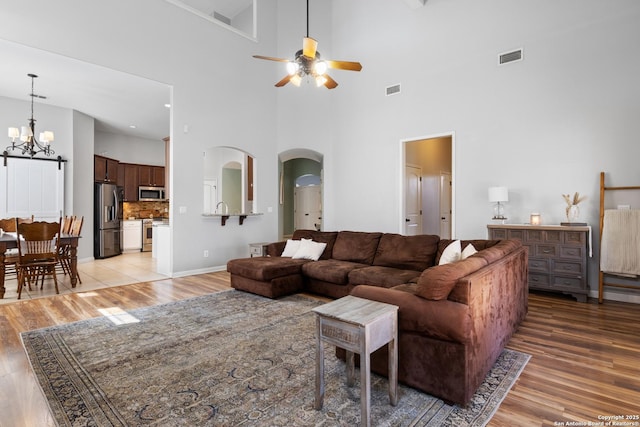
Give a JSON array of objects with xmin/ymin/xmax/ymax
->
[{"xmin": 530, "ymin": 213, "xmax": 541, "ymax": 225}]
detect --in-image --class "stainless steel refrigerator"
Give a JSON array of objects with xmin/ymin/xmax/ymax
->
[{"xmin": 94, "ymin": 183, "xmax": 124, "ymax": 259}]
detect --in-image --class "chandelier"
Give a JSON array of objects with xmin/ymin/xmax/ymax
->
[{"xmin": 6, "ymin": 73, "xmax": 55, "ymax": 158}]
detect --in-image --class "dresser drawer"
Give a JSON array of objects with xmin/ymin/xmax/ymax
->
[
  {"xmin": 528, "ymin": 273, "xmax": 551, "ymax": 288},
  {"xmin": 534, "ymin": 244, "xmax": 558, "ymax": 257},
  {"xmin": 559, "ymin": 245, "xmax": 584, "ymax": 260},
  {"xmin": 552, "ymin": 275, "xmax": 584, "ymax": 290},
  {"xmin": 529, "ymin": 258, "xmax": 550, "ymax": 273},
  {"xmin": 553, "ymin": 260, "xmax": 583, "ymax": 277}
]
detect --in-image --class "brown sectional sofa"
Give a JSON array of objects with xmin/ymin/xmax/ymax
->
[{"xmin": 226, "ymin": 229, "xmax": 528, "ymax": 405}]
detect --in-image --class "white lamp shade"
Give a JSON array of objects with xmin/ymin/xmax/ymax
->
[
  {"xmin": 488, "ymin": 186, "xmax": 509, "ymax": 202},
  {"xmin": 8, "ymin": 127, "xmax": 19, "ymax": 138}
]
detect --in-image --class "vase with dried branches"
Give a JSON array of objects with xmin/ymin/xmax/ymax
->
[{"xmin": 562, "ymin": 192, "xmax": 586, "ymax": 223}]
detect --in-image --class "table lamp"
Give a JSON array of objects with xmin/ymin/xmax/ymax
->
[{"xmin": 488, "ymin": 186, "xmax": 508, "ymax": 220}]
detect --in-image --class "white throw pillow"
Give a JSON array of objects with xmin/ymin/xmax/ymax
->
[
  {"xmin": 292, "ymin": 238, "xmax": 327, "ymax": 261},
  {"xmin": 461, "ymin": 243, "xmax": 478, "ymax": 259},
  {"xmin": 281, "ymin": 239, "xmax": 301, "ymax": 257},
  {"xmin": 439, "ymin": 240, "xmax": 461, "ymax": 265}
]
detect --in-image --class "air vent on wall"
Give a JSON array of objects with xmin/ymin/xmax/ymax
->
[
  {"xmin": 499, "ymin": 48, "xmax": 523, "ymax": 65},
  {"xmin": 386, "ymin": 84, "xmax": 401, "ymax": 96}
]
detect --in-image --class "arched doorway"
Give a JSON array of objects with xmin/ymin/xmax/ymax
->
[{"xmin": 278, "ymin": 149, "xmax": 324, "ymax": 238}]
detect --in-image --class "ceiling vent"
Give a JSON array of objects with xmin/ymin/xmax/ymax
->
[
  {"xmin": 386, "ymin": 84, "xmax": 401, "ymax": 96},
  {"xmin": 499, "ymin": 48, "xmax": 523, "ymax": 65},
  {"xmin": 213, "ymin": 11, "xmax": 231, "ymax": 26}
]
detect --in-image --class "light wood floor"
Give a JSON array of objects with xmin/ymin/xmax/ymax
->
[{"xmin": 0, "ymin": 273, "xmax": 638, "ymax": 427}]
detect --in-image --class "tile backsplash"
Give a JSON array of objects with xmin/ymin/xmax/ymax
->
[{"xmin": 124, "ymin": 201, "xmax": 169, "ymax": 219}]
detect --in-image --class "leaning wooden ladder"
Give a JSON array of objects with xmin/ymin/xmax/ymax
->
[{"xmin": 598, "ymin": 171, "xmax": 640, "ymax": 303}]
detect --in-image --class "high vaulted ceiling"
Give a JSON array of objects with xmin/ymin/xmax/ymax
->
[{"xmin": 0, "ymin": 39, "xmax": 171, "ymax": 141}]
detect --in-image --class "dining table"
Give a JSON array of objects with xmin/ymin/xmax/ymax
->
[{"xmin": 0, "ymin": 232, "xmax": 81, "ymax": 299}]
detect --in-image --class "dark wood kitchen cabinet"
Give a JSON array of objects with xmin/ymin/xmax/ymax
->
[
  {"xmin": 122, "ymin": 163, "xmax": 139, "ymax": 201},
  {"xmin": 94, "ymin": 155, "xmax": 119, "ymax": 184},
  {"xmin": 138, "ymin": 165, "xmax": 165, "ymax": 187}
]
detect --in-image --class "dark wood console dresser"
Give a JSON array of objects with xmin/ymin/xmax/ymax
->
[{"xmin": 488, "ymin": 224, "xmax": 590, "ymax": 302}]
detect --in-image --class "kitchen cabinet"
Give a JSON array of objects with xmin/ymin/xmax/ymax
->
[
  {"xmin": 123, "ymin": 220, "xmax": 142, "ymax": 251},
  {"xmin": 122, "ymin": 163, "xmax": 139, "ymax": 201},
  {"xmin": 94, "ymin": 155, "xmax": 119, "ymax": 183},
  {"xmin": 139, "ymin": 165, "xmax": 165, "ymax": 187}
]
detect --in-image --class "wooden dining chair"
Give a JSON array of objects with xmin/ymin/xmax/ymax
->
[
  {"xmin": 0, "ymin": 216, "xmax": 34, "ymax": 281},
  {"xmin": 58, "ymin": 216, "xmax": 83, "ymax": 284},
  {"xmin": 61, "ymin": 215, "xmax": 74, "ymax": 234},
  {"xmin": 15, "ymin": 219, "xmax": 61, "ymax": 299}
]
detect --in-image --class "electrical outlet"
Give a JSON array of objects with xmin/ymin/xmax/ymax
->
[{"xmin": 203, "ymin": 250, "xmax": 209, "ymax": 257}]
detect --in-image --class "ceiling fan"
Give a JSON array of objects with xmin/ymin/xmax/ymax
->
[{"xmin": 253, "ymin": 0, "xmax": 362, "ymax": 89}]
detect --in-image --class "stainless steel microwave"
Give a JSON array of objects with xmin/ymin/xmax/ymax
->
[{"xmin": 139, "ymin": 186, "xmax": 165, "ymax": 201}]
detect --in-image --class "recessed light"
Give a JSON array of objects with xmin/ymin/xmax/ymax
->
[
  {"xmin": 164, "ymin": 103, "xmax": 171, "ymax": 108},
  {"xmin": 129, "ymin": 125, "xmax": 137, "ymax": 129}
]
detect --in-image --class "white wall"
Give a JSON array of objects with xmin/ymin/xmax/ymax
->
[
  {"xmin": 325, "ymin": 0, "xmax": 640, "ymax": 299},
  {"xmin": 95, "ymin": 132, "xmax": 166, "ymax": 166},
  {"xmin": 2, "ymin": 0, "xmax": 639, "ymax": 299}
]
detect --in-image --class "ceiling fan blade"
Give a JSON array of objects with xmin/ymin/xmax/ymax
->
[
  {"xmin": 253, "ymin": 55, "xmax": 290, "ymax": 63},
  {"xmin": 275, "ymin": 75, "xmax": 292, "ymax": 87},
  {"xmin": 323, "ymin": 74, "xmax": 338, "ymax": 89},
  {"xmin": 326, "ymin": 60, "xmax": 363, "ymax": 72},
  {"xmin": 302, "ymin": 37, "xmax": 318, "ymax": 58}
]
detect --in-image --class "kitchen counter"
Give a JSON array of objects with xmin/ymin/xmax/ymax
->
[{"xmin": 153, "ymin": 224, "xmax": 170, "ymax": 275}]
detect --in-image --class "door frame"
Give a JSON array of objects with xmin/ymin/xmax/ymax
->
[{"xmin": 399, "ymin": 131, "xmax": 456, "ymax": 237}]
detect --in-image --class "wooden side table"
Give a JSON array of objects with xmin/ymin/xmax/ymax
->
[
  {"xmin": 312, "ymin": 295, "xmax": 399, "ymax": 427},
  {"xmin": 248, "ymin": 242, "xmax": 269, "ymax": 257}
]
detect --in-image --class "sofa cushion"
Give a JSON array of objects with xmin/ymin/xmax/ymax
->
[
  {"xmin": 439, "ymin": 240, "xmax": 461, "ymax": 265},
  {"xmin": 227, "ymin": 257, "xmax": 309, "ymax": 282},
  {"xmin": 332, "ymin": 231, "xmax": 382, "ymax": 265},
  {"xmin": 292, "ymin": 239, "xmax": 327, "ymax": 261},
  {"xmin": 291, "ymin": 230, "xmax": 338, "ymax": 260},
  {"xmin": 435, "ymin": 239, "xmax": 500, "ymax": 264},
  {"xmin": 372, "ymin": 233, "xmax": 439, "ymax": 271},
  {"xmin": 416, "ymin": 256, "xmax": 489, "ymax": 300},
  {"xmin": 349, "ymin": 266, "xmax": 422, "ymax": 287},
  {"xmin": 302, "ymin": 259, "xmax": 368, "ymax": 285},
  {"xmin": 281, "ymin": 239, "xmax": 301, "ymax": 257}
]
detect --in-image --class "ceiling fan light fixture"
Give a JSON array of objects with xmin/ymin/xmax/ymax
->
[
  {"xmin": 290, "ymin": 74, "xmax": 302, "ymax": 87},
  {"xmin": 314, "ymin": 61, "xmax": 327, "ymax": 75},
  {"xmin": 286, "ymin": 61, "xmax": 299, "ymax": 75},
  {"xmin": 315, "ymin": 75, "xmax": 327, "ymax": 87},
  {"xmin": 252, "ymin": 0, "xmax": 361, "ymax": 90}
]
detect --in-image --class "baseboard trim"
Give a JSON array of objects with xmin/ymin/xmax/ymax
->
[
  {"xmin": 589, "ymin": 289, "xmax": 640, "ymax": 304},
  {"xmin": 171, "ymin": 265, "xmax": 227, "ymax": 278}
]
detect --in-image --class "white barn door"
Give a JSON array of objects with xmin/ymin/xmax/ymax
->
[{"xmin": 0, "ymin": 158, "xmax": 65, "ymax": 220}]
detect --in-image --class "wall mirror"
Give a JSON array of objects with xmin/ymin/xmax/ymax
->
[
  {"xmin": 165, "ymin": 0, "xmax": 256, "ymax": 40},
  {"xmin": 203, "ymin": 147, "xmax": 256, "ymax": 215}
]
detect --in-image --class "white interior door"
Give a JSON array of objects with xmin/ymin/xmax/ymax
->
[
  {"xmin": 294, "ymin": 186, "xmax": 322, "ymax": 231},
  {"xmin": 439, "ymin": 172, "xmax": 452, "ymax": 239},
  {"xmin": 405, "ymin": 165, "xmax": 423, "ymax": 235}
]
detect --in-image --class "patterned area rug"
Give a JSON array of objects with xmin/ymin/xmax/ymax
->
[{"xmin": 21, "ymin": 290, "xmax": 529, "ymax": 426}]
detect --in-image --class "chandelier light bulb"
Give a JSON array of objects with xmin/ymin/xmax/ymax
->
[{"xmin": 8, "ymin": 127, "xmax": 19, "ymax": 142}]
